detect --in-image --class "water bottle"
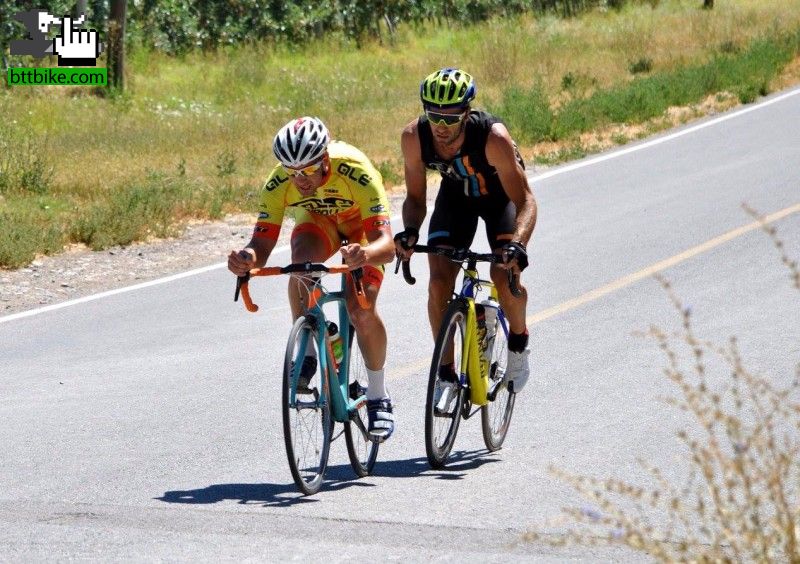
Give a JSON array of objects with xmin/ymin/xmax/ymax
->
[
  {"xmin": 481, "ymin": 299, "xmax": 498, "ymax": 351},
  {"xmin": 327, "ymin": 321, "xmax": 344, "ymax": 365}
]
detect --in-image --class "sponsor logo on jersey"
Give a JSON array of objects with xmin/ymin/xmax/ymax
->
[
  {"xmin": 292, "ymin": 196, "xmax": 354, "ymax": 216},
  {"xmin": 336, "ymin": 162, "xmax": 371, "ymax": 187},
  {"xmin": 258, "ymin": 212, "xmax": 270, "ymax": 220},
  {"xmin": 265, "ymin": 174, "xmax": 288, "ymax": 192},
  {"xmin": 370, "ymin": 204, "xmax": 386, "ymax": 213}
]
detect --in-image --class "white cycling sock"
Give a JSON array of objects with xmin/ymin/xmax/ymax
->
[{"xmin": 366, "ymin": 367, "xmax": 388, "ymax": 400}]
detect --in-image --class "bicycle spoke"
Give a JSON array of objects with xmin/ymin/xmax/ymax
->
[
  {"xmin": 283, "ymin": 318, "xmax": 331, "ymax": 495},
  {"xmin": 425, "ymin": 302, "xmax": 466, "ymax": 469},
  {"xmin": 345, "ymin": 330, "xmax": 379, "ymax": 477},
  {"xmin": 482, "ymin": 313, "xmax": 515, "ymax": 451}
]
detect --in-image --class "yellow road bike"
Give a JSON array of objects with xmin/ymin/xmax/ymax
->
[{"xmin": 398, "ymin": 245, "xmax": 519, "ymax": 468}]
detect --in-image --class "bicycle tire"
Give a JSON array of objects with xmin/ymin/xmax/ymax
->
[
  {"xmin": 425, "ymin": 300, "xmax": 467, "ymax": 469},
  {"xmin": 481, "ymin": 308, "xmax": 516, "ymax": 451},
  {"xmin": 282, "ymin": 316, "xmax": 332, "ymax": 495},
  {"xmin": 344, "ymin": 325, "xmax": 379, "ymax": 477}
]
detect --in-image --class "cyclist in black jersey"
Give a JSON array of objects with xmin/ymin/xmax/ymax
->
[{"xmin": 394, "ymin": 68, "xmax": 538, "ymax": 394}]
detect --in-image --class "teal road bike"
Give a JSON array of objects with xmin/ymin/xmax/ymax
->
[{"xmin": 236, "ymin": 263, "xmax": 378, "ymax": 495}]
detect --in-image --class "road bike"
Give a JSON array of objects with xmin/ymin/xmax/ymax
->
[
  {"xmin": 235, "ymin": 263, "xmax": 379, "ymax": 495},
  {"xmin": 398, "ymin": 246, "xmax": 520, "ymax": 468}
]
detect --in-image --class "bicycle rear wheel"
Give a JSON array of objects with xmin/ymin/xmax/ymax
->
[
  {"xmin": 425, "ymin": 300, "xmax": 467, "ymax": 469},
  {"xmin": 481, "ymin": 309, "xmax": 515, "ymax": 451},
  {"xmin": 282, "ymin": 316, "xmax": 332, "ymax": 495},
  {"xmin": 344, "ymin": 325, "xmax": 379, "ymax": 477}
]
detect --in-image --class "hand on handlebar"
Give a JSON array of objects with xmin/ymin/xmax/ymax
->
[
  {"xmin": 228, "ymin": 248, "xmax": 256, "ymax": 277},
  {"xmin": 393, "ymin": 227, "xmax": 419, "ymax": 260},
  {"xmin": 340, "ymin": 242, "xmax": 368, "ymax": 270},
  {"xmin": 499, "ymin": 241, "xmax": 529, "ymax": 272}
]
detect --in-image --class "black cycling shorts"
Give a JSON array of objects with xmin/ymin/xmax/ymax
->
[{"xmin": 427, "ymin": 184, "xmax": 516, "ymax": 250}]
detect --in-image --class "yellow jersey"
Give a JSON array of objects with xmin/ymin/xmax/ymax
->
[{"xmin": 253, "ymin": 140, "xmax": 391, "ymax": 241}]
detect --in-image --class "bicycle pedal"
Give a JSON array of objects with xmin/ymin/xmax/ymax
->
[{"xmin": 349, "ymin": 380, "xmax": 367, "ymax": 400}]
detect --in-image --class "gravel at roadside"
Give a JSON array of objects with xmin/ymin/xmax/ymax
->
[{"xmin": 0, "ymin": 192, "xmax": 412, "ymax": 317}]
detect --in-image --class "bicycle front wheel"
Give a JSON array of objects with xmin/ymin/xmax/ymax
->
[
  {"xmin": 282, "ymin": 316, "xmax": 332, "ymax": 495},
  {"xmin": 425, "ymin": 301, "xmax": 467, "ymax": 469},
  {"xmin": 344, "ymin": 325, "xmax": 379, "ymax": 477},
  {"xmin": 481, "ymin": 310, "xmax": 515, "ymax": 451}
]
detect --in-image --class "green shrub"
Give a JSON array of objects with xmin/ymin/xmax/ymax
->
[
  {"xmin": 71, "ymin": 173, "xmax": 188, "ymax": 250},
  {"xmin": 628, "ymin": 57, "xmax": 653, "ymax": 74},
  {"xmin": 0, "ymin": 207, "xmax": 64, "ymax": 269},
  {"xmin": 0, "ymin": 125, "xmax": 54, "ymax": 196},
  {"xmin": 491, "ymin": 83, "xmax": 554, "ymax": 144}
]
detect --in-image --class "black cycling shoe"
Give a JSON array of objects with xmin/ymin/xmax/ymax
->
[
  {"xmin": 290, "ymin": 356, "xmax": 317, "ymax": 394},
  {"xmin": 367, "ymin": 398, "xmax": 394, "ymax": 443}
]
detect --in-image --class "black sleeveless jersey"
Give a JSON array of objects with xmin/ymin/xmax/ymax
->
[{"xmin": 418, "ymin": 110, "xmax": 523, "ymax": 198}]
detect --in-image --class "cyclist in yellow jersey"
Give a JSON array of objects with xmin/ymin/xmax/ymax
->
[{"xmin": 228, "ymin": 117, "xmax": 396, "ymax": 441}]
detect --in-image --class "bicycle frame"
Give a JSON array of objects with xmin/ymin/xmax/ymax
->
[
  {"xmin": 288, "ymin": 277, "xmax": 368, "ymax": 424},
  {"xmin": 236, "ymin": 265, "xmax": 370, "ymax": 425},
  {"xmin": 456, "ymin": 267, "xmax": 508, "ymax": 407}
]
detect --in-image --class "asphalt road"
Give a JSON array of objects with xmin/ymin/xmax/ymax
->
[{"xmin": 1, "ymin": 87, "xmax": 799, "ymax": 561}]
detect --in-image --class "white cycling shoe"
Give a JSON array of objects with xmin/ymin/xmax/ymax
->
[
  {"xmin": 505, "ymin": 347, "xmax": 530, "ymax": 393},
  {"xmin": 433, "ymin": 379, "xmax": 458, "ymax": 415}
]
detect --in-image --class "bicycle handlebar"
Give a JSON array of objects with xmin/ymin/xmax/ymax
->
[
  {"xmin": 234, "ymin": 263, "xmax": 368, "ymax": 313},
  {"xmin": 395, "ymin": 244, "xmax": 522, "ymax": 297}
]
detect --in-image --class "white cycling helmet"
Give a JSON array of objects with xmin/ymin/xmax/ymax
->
[{"xmin": 272, "ymin": 116, "xmax": 330, "ymax": 168}]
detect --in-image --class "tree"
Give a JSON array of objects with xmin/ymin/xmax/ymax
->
[{"xmin": 107, "ymin": 0, "xmax": 126, "ymax": 90}]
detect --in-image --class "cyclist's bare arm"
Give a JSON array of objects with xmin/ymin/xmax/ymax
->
[
  {"xmin": 341, "ymin": 226, "xmax": 395, "ymax": 269},
  {"xmin": 228, "ymin": 236, "xmax": 276, "ymax": 276},
  {"xmin": 486, "ymin": 123, "xmax": 538, "ymax": 248},
  {"xmin": 397, "ymin": 120, "xmax": 428, "ymax": 258}
]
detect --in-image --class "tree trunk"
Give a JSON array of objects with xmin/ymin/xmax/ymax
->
[
  {"xmin": 74, "ymin": 0, "xmax": 88, "ymax": 18},
  {"xmin": 107, "ymin": 0, "xmax": 126, "ymax": 91}
]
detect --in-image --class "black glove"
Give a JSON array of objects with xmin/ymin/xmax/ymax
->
[
  {"xmin": 393, "ymin": 227, "xmax": 419, "ymax": 251},
  {"xmin": 501, "ymin": 241, "xmax": 529, "ymax": 271}
]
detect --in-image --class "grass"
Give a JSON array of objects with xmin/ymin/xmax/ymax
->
[
  {"xmin": 524, "ymin": 209, "xmax": 800, "ymax": 561},
  {"xmin": 2, "ymin": 0, "xmax": 800, "ymax": 268},
  {"xmin": 492, "ymin": 32, "xmax": 800, "ymax": 146}
]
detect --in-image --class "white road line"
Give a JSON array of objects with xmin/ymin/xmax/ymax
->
[
  {"xmin": 529, "ymin": 87, "xmax": 800, "ymax": 182},
  {"xmin": 2, "ymin": 87, "xmax": 799, "ymax": 325}
]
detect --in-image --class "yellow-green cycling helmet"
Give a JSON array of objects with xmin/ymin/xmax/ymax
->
[{"xmin": 419, "ymin": 67, "xmax": 476, "ymax": 109}]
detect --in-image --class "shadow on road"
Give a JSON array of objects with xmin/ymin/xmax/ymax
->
[
  {"xmin": 157, "ymin": 449, "xmax": 500, "ymax": 507},
  {"xmin": 326, "ymin": 449, "xmax": 501, "ymax": 482},
  {"xmin": 157, "ymin": 482, "xmax": 326, "ymax": 507}
]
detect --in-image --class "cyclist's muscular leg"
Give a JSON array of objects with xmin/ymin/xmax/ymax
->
[
  {"xmin": 490, "ymin": 263, "xmax": 528, "ymax": 333},
  {"xmin": 288, "ymin": 231, "xmax": 331, "ymax": 319},
  {"xmin": 345, "ymin": 280, "xmax": 386, "ymax": 371},
  {"xmin": 491, "ymin": 262, "xmax": 531, "ymax": 392},
  {"xmin": 427, "ymin": 253, "xmax": 460, "ymax": 339}
]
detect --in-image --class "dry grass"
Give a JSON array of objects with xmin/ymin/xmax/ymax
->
[
  {"xmin": 2, "ymin": 0, "xmax": 800, "ymax": 267},
  {"xmin": 524, "ymin": 209, "xmax": 800, "ymax": 561}
]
